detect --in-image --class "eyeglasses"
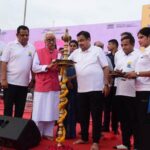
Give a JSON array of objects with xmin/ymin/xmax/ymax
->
[{"xmin": 46, "ymin": 38, "xmax": 56, "ymax": 42}]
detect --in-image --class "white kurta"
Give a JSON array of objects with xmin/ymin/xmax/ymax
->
[
  {"xmin": 32, "ymin": 52, "xmax": 60, "ymax": 122},
  {"xmin": 32, "ymin": 91, "xmax": 59, "ymax": 121}
]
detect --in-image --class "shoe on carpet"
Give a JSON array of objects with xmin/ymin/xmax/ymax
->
[{"xmin": 113, "ymin": 144, "xmax": 128, "ymax": 149}]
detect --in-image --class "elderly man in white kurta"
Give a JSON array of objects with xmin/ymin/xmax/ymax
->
[{"xmin": 32, "ymin": 32, "xmax": 60, "ymax": 140}]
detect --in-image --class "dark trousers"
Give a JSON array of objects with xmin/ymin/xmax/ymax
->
[
  {"xmin": 77, "ymin": 91, "xmax": 104, "ymax": 143},
  {"xmin": 3, "ymin": 84, "xmax": 28, "ymax": 118},
  {"xmin": 103, "ymin": 86, "xmax": 115, "ymax": 131},
  {"xmin": 111, "ymin": 87, "xmax": 120, "ymax": 133},
  {"xmin": 136, "ymin": 91, "xmax": 150, "ymax": 150},
  {"xmin": 64, "ymin": 89, "xmax": 77, "ymax": 138},
  {"xmin": 103, "ymin": 94, "xmax": 111, "ymax": 131},
  {"xmin": 118, "ymin": 96, "xmax": 138, "ymax": 148}
]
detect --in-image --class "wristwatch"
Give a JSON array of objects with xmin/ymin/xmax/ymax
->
[{"xmin": 105, "ymin": 84, "xmax": 111, "ymax": 87}]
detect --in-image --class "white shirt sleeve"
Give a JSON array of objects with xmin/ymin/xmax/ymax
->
[
  {"xmin": 0, "ymin": 42, "xmax": 6, "ymax": 61},
  {"xmin": 97, "ymin": 48, "xmax": 108, "ymax": 68},
  {"xmin": 32, "ymin": 52, "xmax": 48, "ymax": 73},
  {"xmin": 146, "ymin": 48, "xmax": 150, "ymax": 59},
  {"xmin": 114, "ymin": 51, "xmax": 121, "ymax": 71},
  {"xmin": 1, "ymin": 44, "xmax": 10, "ymax": 62},
  {"xmin": 68, "ymin": 51, "xmax": 74, "ymax": 60}
]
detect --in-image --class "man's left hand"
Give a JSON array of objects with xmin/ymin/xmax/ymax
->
[
  {"xmin": 102, "ymin": 85, "xmax": 110, "ymax": 97},
  {"xmin": 28, "ymin": 79, "xmax": 35, "ymax": 89}
]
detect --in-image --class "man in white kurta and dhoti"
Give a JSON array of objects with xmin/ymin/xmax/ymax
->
[{"xmin": 32, "ymin": 32, "xmax": 60, "ymax": 140}]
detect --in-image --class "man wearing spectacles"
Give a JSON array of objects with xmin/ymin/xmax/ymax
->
[{"xmin": 32, "ymin": 32, "xmax": 60, "ymax": 140}]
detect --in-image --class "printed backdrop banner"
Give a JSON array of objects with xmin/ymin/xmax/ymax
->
[{"xmin": 0, "ymin": 21, "xmax": 141, "ymax": 49}]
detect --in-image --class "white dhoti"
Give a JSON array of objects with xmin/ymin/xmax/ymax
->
[{"xmin": 32, "ymin": 91, "xmax": 60, "ymax": 136}]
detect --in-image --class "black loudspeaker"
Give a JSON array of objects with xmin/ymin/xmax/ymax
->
[{"xmin": 0, "ymin": 115, "xmax": 41, "ymax": 150}]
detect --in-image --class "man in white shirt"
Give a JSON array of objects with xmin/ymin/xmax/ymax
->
[
  {"xmin": 113, "ymin": 32, "xmax": 141, "ymax": 137},
  {"xmin": 125, "ymin": 27, "xmax": 150, "ymax": 150},
  {"xmin": 114, "ymin": 35, "xmax": 140, "ymax": 149},
  {"xmin": 69, "ymin": 31, "xmax": 110, "ymax": 150},
  {"xmin": 0, "ymin": 41, "xmax": 5, "ymax": 96},
  {"xmin": 0, "ymin": 41, "xmax": 5, "ymax": 84},
  {"xmin": 1, "ymin": 25, "xmax": 35, "ymax": 118},
  {"xmin": 0, "ymin": 41, "xmax": 5, "ymax": 61}
]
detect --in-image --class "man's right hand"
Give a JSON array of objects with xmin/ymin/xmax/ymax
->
[
  {"xmin": 1, "ymin": 79, "xmax": 8, "ymax": 89},
  {"xmin": 46, "ymin": 63, "xmax": 53, "ymax": 69},
  {"xmin": 47, "ymin": 63, "xmax": 58, "ymax": 71}
]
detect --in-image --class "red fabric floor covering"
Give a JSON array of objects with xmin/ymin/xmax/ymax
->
[{"xmin": 0, "ymin": 100, "xmax": 127, "ymax": 150}]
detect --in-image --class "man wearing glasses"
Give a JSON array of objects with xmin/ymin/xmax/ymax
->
[{"xmin": 32, "ymin": 32, "xmax": 60, "ymax": 140}]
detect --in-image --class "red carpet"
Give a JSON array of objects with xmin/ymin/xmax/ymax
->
[{"xmin": 0, "ymin": 99, "xmax": 125, "ymax": 150}]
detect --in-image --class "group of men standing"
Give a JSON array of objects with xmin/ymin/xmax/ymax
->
[
  {"xmin": 97, "ymin": 28, "xmax": 150, "ymax": 150},
  {"xmin": 0, "ymin": 25, "xmax": 150, "ymax": 150}
]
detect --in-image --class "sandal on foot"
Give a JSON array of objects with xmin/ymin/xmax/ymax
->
[
  {"xmin": 90, "ymin": 143, "xmax": 99, "ymax": 150},
  {"xmin": 73, "ymin": 139, "xmax": 88, "ymax": 144}
]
